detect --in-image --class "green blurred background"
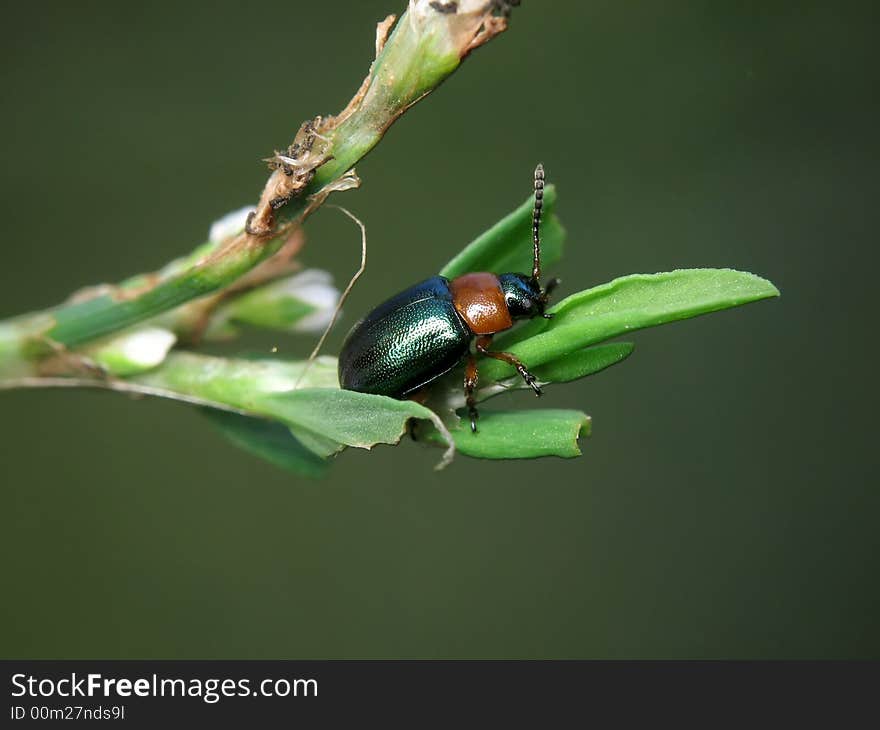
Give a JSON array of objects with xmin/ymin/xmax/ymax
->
[{"xmin": 1, "ymin": 1, "xmax": 877, "ymax": 658}]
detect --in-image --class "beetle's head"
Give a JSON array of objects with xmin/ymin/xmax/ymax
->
[{"xmin": 498, "ymin": 273, "xmax": 560, "ymax": 320}]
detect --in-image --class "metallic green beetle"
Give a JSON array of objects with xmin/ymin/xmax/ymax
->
[{"xmin": 338, "ymin": 164, "xmax": 558, "ymax": 432}]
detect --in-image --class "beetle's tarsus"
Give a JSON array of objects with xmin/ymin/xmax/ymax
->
[{"xmin": 523, "ymin": 370, "xmax": 542, "ymax": 396}]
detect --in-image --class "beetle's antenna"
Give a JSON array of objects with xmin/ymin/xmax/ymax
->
[
  {"xmin": 532, "ymin": 163, "xmax": 544, "ymax": 281},
  {"xmin": 295, "ymin": 204, "xmax": 367, "ymax": 388}
]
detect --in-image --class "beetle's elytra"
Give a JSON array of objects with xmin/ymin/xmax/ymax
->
[{"xmin": 338, "ymin": 164, "xmax": 558, "ymax": 432}]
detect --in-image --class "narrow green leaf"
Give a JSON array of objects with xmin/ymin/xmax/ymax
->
[
  {"xmin": 481, "ymin": 269, "xmax": 779, "ymax": 381},
  {"xmin": 532, "ymin": 342, "xmax": 635, "ymax": 384},
  {"xmin": 134, "ymin": 355, "xmax": 453, "ymax": 466},
  {"xmin": 287, "ymin": 427, "xmax": 345, "ymax": 459},
  {"xmin": 201, "ymin": 409, "xmax": 328, "ymax": 478},
  {"xmin": 425, "ymin": 409, "xmax": 591, "ymax": 460},
  {"xmin": 254, "ymin": 388, "xmax": 440, "ymax": 452},
  {"xmin": 440, "ymin": 185, "xmax": 564, "ymax": 278},
  {"xmin": 136, "ymin": 353, "xmax": 340, "ymax": 408},
  {"xmin": 472, "ymin": 343, "xmax": 635, "ymax": 403}
]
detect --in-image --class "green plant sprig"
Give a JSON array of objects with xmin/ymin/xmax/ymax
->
[
  {"xmin": 0, "ymin": 187, "xmax": 779, "ymax": 474},
  {"xmin": 0, "ymin": 1, "xmax": 780, "ymax": 474}
]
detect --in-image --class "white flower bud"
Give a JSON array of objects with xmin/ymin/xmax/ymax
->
[
  {"xmin": 90, "ymin": 327, "xmax": 177, "ymax": 376},
  {"xmin": 218, "ymin": 269, "xmax": 340, "ymax": 335},
  {"xmin": 208, "ymin": 205, "xmax": 256, "ymax": 244},
  {"xmin": 283, "ymin": 270, "xmax": 341, "ymax": 333}
]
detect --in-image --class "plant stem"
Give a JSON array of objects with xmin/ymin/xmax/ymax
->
[{"xmin": 0, "ymin": 1, "xmax": 514, "ymax": 371}]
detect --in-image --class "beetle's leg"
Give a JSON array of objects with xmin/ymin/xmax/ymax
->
[
  {"xmin": 464, "ymin": 353, "xmax": 480, "ymax": 433},
  {"xmin": 476, "ymin": 335, "xmax": 542, "ymax": 397}
]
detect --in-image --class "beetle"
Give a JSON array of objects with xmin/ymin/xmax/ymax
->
[{"xmin": 338, "ymin": 164, "xmax": 559, "ymax": 433}]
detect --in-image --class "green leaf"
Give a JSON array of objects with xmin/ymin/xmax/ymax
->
[
  {"xmin": 136, "ymin": 353, "xmax": 340, "ymax": 407},
  {"xmin": 532, "ymin": 342, "xmax": 634, "ymax": 384},
  {"xmin": 440, "ymin": 185, "xmax": 564, "ymax": 278},
  {"xmin": 286, "ymin": 427, "xmax": 344, "ymax": 460},
  {"xmin": 467, "ymin": 342, "xmax": 634, "ymax": 403},
  {"xmin": 481, "ymin": 269, "xmax": 780, "ymax": 381},
  {"xmin": 425, "ymin": 409, "xmax": 591, "ymax": 460},
  {"xmin": 253, "ymin": 388, "xmax": 452, "ymax": 460},
  {"xmin": 134, "ymin": 355, "xmax": 454, "ymax": 467},
  {"xmin": 201, "ymin": 409, "xmax": 328, "ymax": 478}
]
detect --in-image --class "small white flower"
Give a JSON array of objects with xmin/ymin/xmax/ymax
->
[
  {"xmin": 217, "ymin": 269, "xmax": 341, "ymax": 336},
  {"xmin": 282, "ymin": 269, "xmax": 341, "ymax": 333},
  {"xmin": 90, "ymin": 327, "xmax": 177, "ymax": 376},
  {"xmin": 208, "ymin": 205, "xmax": 256, "ymax": 244},
  {"xmin": 120, "ymin": 328, "xmax": 177, "ymax": 367}
]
